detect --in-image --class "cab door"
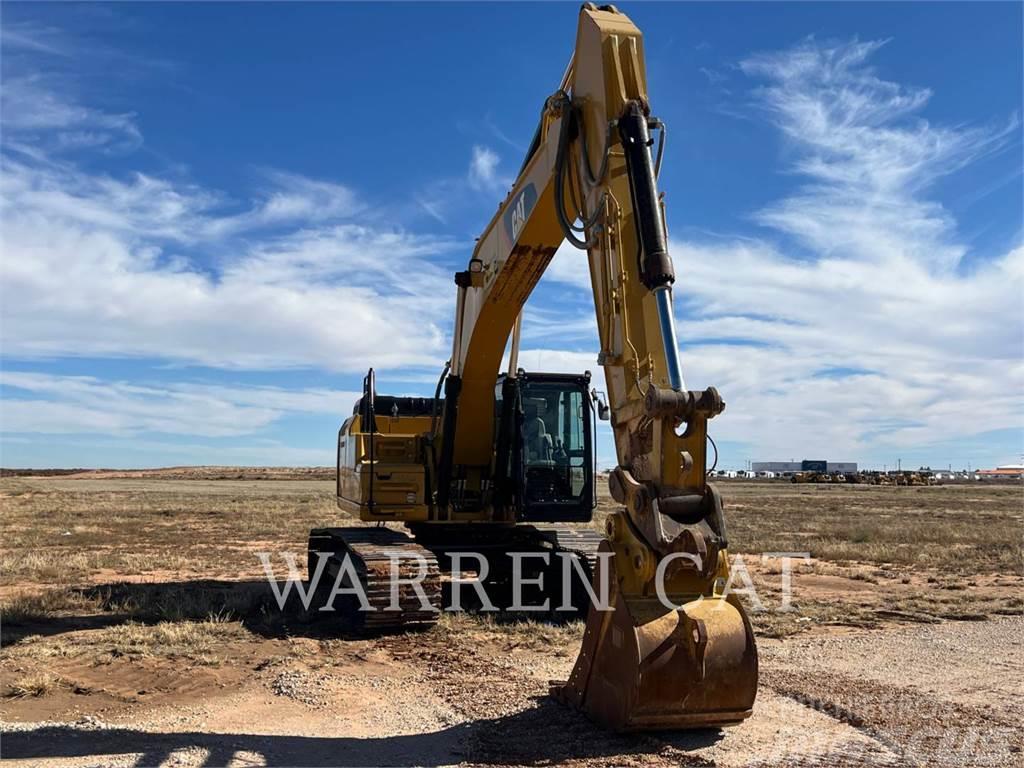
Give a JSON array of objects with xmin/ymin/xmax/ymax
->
[{"xmin": 517, "ymin": 375, "xmax": 594, "ymax": 522}]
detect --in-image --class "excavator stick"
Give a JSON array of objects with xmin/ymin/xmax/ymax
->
[{"xmin": 554, "ymin": 544, "xmax": 757, "ymax": 730}]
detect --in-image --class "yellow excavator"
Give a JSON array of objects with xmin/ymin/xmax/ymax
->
[{"xmin": 309, "ymin": 4, "xmax": 757, "ymax": 731}]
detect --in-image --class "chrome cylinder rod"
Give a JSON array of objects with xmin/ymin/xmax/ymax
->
[{"xmin": 654, "ymin": 286, "xmax": 685, "ymax": 392}]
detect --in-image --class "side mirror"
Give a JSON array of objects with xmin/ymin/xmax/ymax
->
[{"xmin": 591, "ymin": 388, "xmax": 610, "ymax": 421}]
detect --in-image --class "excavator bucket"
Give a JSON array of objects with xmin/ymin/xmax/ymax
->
[{"xmin": 554, "ymin": 550, "xmax": 757, "ymax": 731}]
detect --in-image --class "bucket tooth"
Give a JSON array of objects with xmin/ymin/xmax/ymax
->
[{"xmin": 554, "ymin": 555, "xmax": 757, "ymax": 730}]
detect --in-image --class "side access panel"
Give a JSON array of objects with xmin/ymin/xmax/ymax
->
[{"xmin": 337, "ymin": 428, "xmax": 430, "ymax": 521}]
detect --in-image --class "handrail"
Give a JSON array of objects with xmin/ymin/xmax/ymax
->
[{"xmin": 362, "ymin": 368, "xmax": 377, "ymax": 512}]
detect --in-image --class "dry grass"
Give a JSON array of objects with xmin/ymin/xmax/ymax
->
[
  {"xmin": 83, "ymin": 580, "xmax": 277, "ymax": 622},
  {"xmin": 0, "ymin": 477, "xmax": 340, "ymax": 586},
  {"xmin": 436, "ymin": 611, "xmax": 584, "ymax": 655},
  {"xmin": 0, "ymin": 582, "xmax": 265, "ymax": 623},
  {"xmin": 1, "ymin": 475, "xmax": 1021, "ymax": 652},
  {"xmin": 98, "ymin": 615, "xmax": 245, "ymax": 663},
  {"xmin": 736, "ymin": 556, "xmax": 1024, "ymax": 638},
  {"xmin": 595, "ymin": 482, "xmax": 1023, "ymax": 575},
  {"xmin": 9, "ymin": 477, "xmax": 1018, "ymax": 587},
  {"xmin": 0, "ymin": 588, "xmax": 103, "ymax": 624},
  {"xmin": 4, "ymin": 671, "xmax": 65, "ymax": 698},
  {"xmin": 2, "ymin": 615, "xmax": 248, "ymax": 666}
]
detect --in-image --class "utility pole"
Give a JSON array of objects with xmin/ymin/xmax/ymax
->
[{"xmin": 898, "ymin": 458, "xmax": 901, "ymax": 472}]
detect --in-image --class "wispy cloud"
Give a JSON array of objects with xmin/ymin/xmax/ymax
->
[
  {"xmin": 484, "ymin": 116, "xmax": 526, "ymax": 153},
  {"xmin": 741, "ymin": 37, "xmax": 1017, "ymax": 270},
  {"xmin": 1, "ymin": 75, "xmax": 143, "ymax": 155},
  {"xmin": 547, "ymin": 37, "xmax": 1022, "ymax": 464},
  {"xmin": 0, "ymin": 160, "xmax": 456, "ymax": 370},
  {"xmin": 2, "ymin": 433, "xmax": 335, "ymax": 468},
  {"xmin": 0, "ymin": 23, "xmax": 148, "ymax": 156},
  {"xmin": 0, "ymin": 371, "xmax": 360, "ymax": 437},
  {"xmin": 0, "ymin": 67, "xmax": 458, "ymax": 372},
  {"xmin": 199, "ymin": 170, "xmax": 366, "ymax": 238},
  {"xmin": 409, "ymin": 143, "xmax": 513, "ymax": 226},
  {"xmin": 0, "ymin": 21, "xmax": 74, "ymax": 58},
  {"xmin": 698, "ymin": 66, "xmax": 727, "ymax": 85},
  {"xmin": 414, "ymin": 194, "xmax": 448, "ymax": 225}
]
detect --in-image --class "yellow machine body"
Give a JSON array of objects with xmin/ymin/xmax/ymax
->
[{"xmin": 337, "ymin": 413, "xmax": 431, "ymax": 521}]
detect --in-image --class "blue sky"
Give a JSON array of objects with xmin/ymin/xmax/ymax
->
[{"xmin": 1, "ymin": 2, "xmax": 1021, "ymax": 471}]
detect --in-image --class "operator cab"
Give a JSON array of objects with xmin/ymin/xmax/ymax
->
[{"xmin": 494, "ymin": 370, "xmax": 596, "ymax": 522}]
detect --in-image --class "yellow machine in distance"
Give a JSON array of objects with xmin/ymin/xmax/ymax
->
[{"xmin": 312, "ymin": 4, "xmax": 758, "ymax": 730}]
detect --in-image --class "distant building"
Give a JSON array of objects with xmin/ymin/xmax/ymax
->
[
  {"xmin": 827, "ymin": 462, "xmax": 858, "ymax": 473},
  {"xmin": 752, "ymin": 460, "xmax": 858, "ymax": 473},
  {"xmin": 751, "ymin": 462, "xmax": 800, "ymax": 473},
  {"xmin": 978, "ymin": 464, "xmax": 1024, "ymax": 479}
]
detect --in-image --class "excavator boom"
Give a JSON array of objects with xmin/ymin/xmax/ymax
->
[
  {"xmin": 325, "ymin": 3, "xmax": 757, "ymax": 731},
  {"xmin": 438, "ymin": 5, "xmax": 757, "ymax": 728}
]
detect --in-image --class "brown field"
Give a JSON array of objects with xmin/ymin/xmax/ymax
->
[{"xmin": 0, "ymin": 472, "xmax": 1021, "ymax": 767}]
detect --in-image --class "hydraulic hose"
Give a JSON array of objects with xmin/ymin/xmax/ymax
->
[
  {"xmin": 553, "ymin": 92, "xmax": 602, "ymax": 249},
  {"xmin": 428, "ymin": 360, "xmax": 450, "ymax": 441}
]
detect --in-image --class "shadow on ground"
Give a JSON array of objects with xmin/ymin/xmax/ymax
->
[
  {"xmin": 2, "ymin": 577, "xmax": 584, "ymax": 645},
  {"xmin": 3, "ymin": 698, "xmax": 723, "ymax": 767},
  {"xmin": 1, "ymin": 579, "xmax": 354, "ymax": 646}
]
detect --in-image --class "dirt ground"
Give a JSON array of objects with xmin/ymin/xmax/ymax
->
[{"xmin": 1, "ymin": 473, "xmax": 1021, "ymax": 767}]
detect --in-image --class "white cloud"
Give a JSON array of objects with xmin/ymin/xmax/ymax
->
[
  {"xmin": 0, "ymin": 371, "xmax": 359, "ymax": 437},
  {"xmin": 740, "ymin": 38, "xmax": 1016, "ymax": 270},
  {"xmin": 468, "ymin": 144, "xmax": 503, "ymax": 191},
  {"xmin": 1, "ymin": 75, "xmax": 142, "ymax": 155},
  {"xmin": 544, "ymin": 240, "xmax": 589, "ymax": 290},
  {"xmin": 543, "ymin": 38, "xmax": 1022, "ymax": 465},
  {"xmin": 203, "ymin": 170, "xmax": 364, "ymax": 238},
  {"xmin": 0, "ymin": 215, "xmax": 454, "ymax": 372},
  {"xmin": 0, "ymin": 106, "xmax": 458, "ymax": 372},
  {"xmin": 507, "ymin": 348, "xmax": 600, "ymax": 376},
  {"xmin": 66, "ymin": 438, "xmax": 334, "ymax": 468}
]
